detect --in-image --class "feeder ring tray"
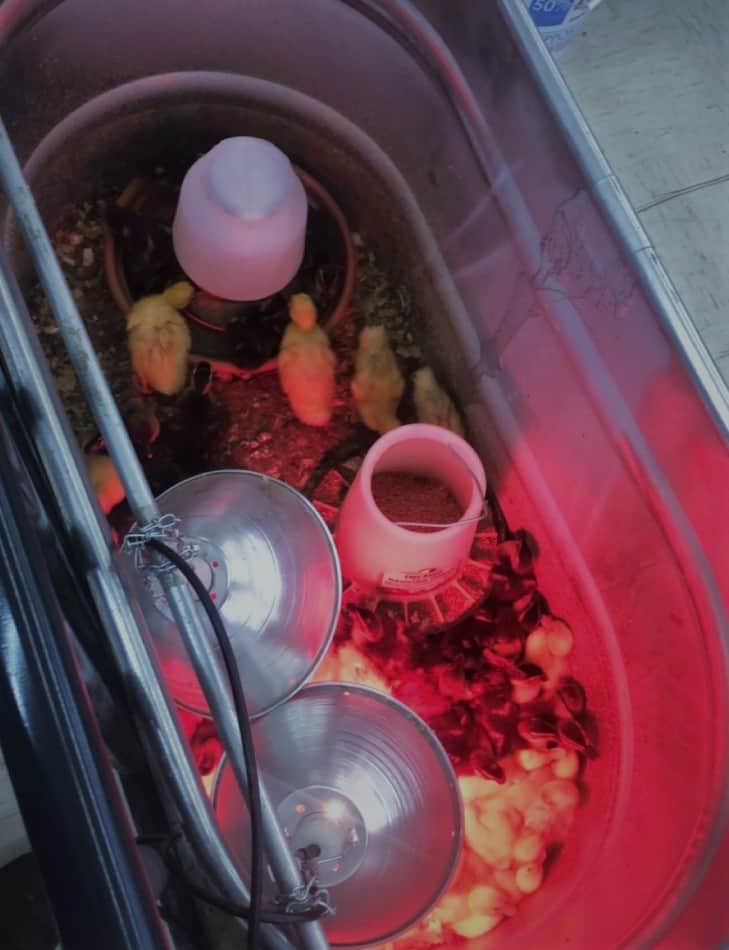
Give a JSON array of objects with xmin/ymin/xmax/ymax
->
[{"xmin": 309, "ymin": 460, "xmax": 498, "ymax": 634}]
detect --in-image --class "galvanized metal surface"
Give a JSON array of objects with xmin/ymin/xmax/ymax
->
[
  {"xmin": 557, "ymin": 6, "xmax": 729, "ymax": 945},
  {"xmin": 0, "ymin": 0, "xmax": 728, "ymax": 947},
  {"xmin": 0, "ymin": 0, "xmax": 60, "ymax": 45}
]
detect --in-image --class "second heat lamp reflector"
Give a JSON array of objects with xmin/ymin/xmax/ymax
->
[{"xmin": 213, "ymin": 683, "xmax": 463, "ymax": 947}]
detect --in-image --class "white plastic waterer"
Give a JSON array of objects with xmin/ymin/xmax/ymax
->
[
  {"xmin": 335, "ymin": 424, "xmax": 487, "ymax": 595},
  {"xmin": 172, "ymin": 136, "xmax": 308, "ymax": 301}
]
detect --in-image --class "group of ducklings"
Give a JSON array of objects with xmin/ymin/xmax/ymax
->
[
  {"xmin": 85, "ymin": 281, "xmax": 465, "ymax": 518},
  {"xmin": 275, "ymin": 290, "xmax": 465, "ymax": 438},
  {"xmin": 123, "ymin": 279, "xmax": 464, "ymax": 434},
  {"xmin": 323, "ymin": 620, "xmax": 585, "ymax": 949}
]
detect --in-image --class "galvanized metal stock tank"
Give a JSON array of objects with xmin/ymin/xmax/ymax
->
[{"xmin": 2, "ymin": 1, "xmax": 729, "ymax": 947}]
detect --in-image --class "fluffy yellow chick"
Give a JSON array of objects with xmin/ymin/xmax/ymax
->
[
  {"xmin": 126, "ymin": 281, "xmax": 193, "ymax": 395},
  {"xmin": 85, "ymin": 454, "xmax": 125, "ymax": 515},
  {"xmin": 412, "ymin": 365, "xmax": 465, "ymax": 437},
  {"xmin": 351, "ymin": 325, "xmax": 404, "ymax": 434},
  {"xmin": 278, "ymin": 293, "xmax": 336, "ymax": 427}
]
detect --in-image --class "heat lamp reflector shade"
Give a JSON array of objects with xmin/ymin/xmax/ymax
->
[
  {"xmin": 126, "ymin": 470, "xmax": 341, "ymax": 718},
  {"xmin": 213, "ymin": 682, "xmax": 463, "ymax": 947}
]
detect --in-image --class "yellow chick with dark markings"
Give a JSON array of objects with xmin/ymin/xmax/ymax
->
[
  {"xmin": 351, "ymin": 325, "xmax": 405, "ymax": 434},
  {"xmin": 278, "ymin": 293, "xmax": 336, "ymax": 427},
  {"xmin": 412, "ymin": 366, "xmax": 465, "ymax": 437},
  {"xmin": 85, "ymin": 454, "xmax": 125, "ymax": 515},
  {"xmin": 127, "ymin": 281, "xmax": 193, "ymax": 396}
]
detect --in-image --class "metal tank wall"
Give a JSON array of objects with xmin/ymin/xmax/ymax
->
[{"xmin": 1, "ymin": 1, "xmax": 728, "ymax": 947}]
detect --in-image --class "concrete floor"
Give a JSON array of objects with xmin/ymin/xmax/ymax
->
[
  {"xmin": 0, "ymin": 747, "xmax": 27, "ymax": 870},
  {"xmin": 560, "ymin": 0, "xmax": 729, "ymax": 386}
]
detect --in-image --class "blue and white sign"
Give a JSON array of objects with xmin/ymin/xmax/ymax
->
[{"xmin": 525, "ymin": 0, "xmax": 600, "ymax": 55}]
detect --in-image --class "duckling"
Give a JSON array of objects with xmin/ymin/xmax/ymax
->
[
  {"xmin": 106, "ymin": 202, "xmax": 179, "ymax": 299},
  {"xmin": 121, "ymin": 398, "xmax": 162, "ymax": 458},
  {"xmin": 351, "ymin": 325, "xmax": 404, "ymax": 434},
  {"xmin": 84, "ymin": 453, "xmax": 125, "ymax": 515},
  {"xmin": 412, "ymin": 366, "xmax": 465, "ymax": 437},
  {"xmin": 167, "ymin": 362, "xmax": 224, "ymax": 477},
  {"xmin": 83, "ymin": 401, "xmax": 161, "ymax": 460},
  {"xmin": 126, "ymin": 281, "xmax": 193, "ymax": 396},
  {"xmin": 179, "ymin": 360, "xmax": 213, "ymax": 420},
  {"xmin": 278, "ymin": 293, "xmax": 336, "ymax": 427},
  {"xmin": 223, "ymin": 298, "xmax": 289, "ymax": 371}
]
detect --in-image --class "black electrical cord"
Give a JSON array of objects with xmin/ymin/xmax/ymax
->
[{"xmin": 146, "ymin": 538, "xmax": 263, "ymax": 950}]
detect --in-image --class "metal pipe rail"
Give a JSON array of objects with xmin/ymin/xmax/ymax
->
[
  {"xmin": 0, "ymin": 116, "xmax": 313, "ymax": 948},
  {"xmin": 0, "ymin": 378, "xmax": 170, "ymax": 950}
]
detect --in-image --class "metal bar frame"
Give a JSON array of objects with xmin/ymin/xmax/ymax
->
[{"xmin": 0, "ymin": 377, "xmax": 169, "ymax": 950}]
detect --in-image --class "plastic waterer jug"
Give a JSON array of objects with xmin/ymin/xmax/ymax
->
[
  {"xmin": 2, "ymin": 1, "xmax": 729, "ymax": 948},
  {"xmin": 172, "ymin": 136, "xmax": 308, "ymax": 300}
]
